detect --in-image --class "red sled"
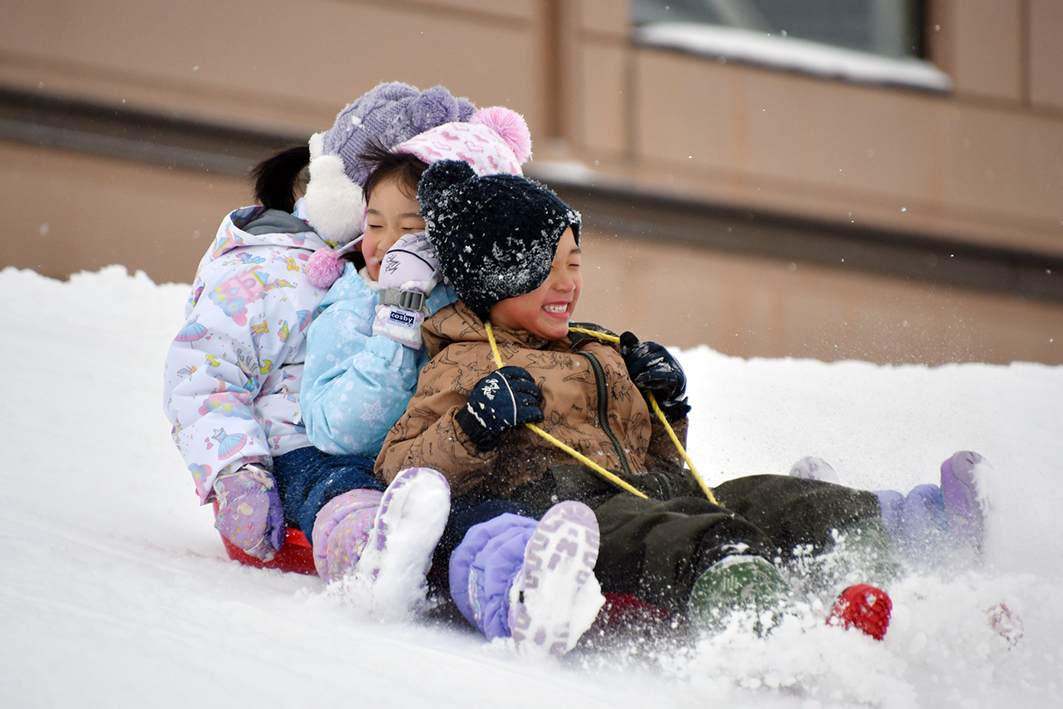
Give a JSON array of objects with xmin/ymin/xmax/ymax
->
[{"xmin": 213, "ymin": 501, "xmax": 317, "ymax": 575}]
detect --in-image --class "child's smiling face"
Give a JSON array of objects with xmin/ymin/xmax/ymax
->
[
  {"xmin": 361, "ymin": 175, "xmax": 426, "ymax": 281},
  {"xmin": 488, "ymin": 227, "xmax": 581, "ymax": 341}
]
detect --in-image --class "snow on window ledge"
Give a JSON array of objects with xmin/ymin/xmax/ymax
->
[{"xmin": 635, "ymin": 22, "xmax": 953, "ymax": 93}]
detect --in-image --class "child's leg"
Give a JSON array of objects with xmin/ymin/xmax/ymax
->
[
  {"xmin": 592, "ymin": 492, "xmax": 780, "ymax": 612},
  {"xmin": 591, "ymin": 491, "xmax": 796, "ymax": 634},
  {"xmin": 449, "ymin": 513, "xmax": 538, "ymax": 639},
  {"xmin": 714, "ymin": 474, "xmax": 897, "ymax": 594},
  {"xmin": 449, "ymin": 502, "xmax": 603, "ymax": 656},
  {"xmin": 271, "ymin": 446, "xmax": 386, "ymax": 542},
  {"xmin": 713, "ymin": 474, "xmax": 884, "ymax": 562}
]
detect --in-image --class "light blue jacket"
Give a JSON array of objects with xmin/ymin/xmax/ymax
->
[{"xmin": 300, "ymin": 263, "xmax": 456, "ymax": 457}]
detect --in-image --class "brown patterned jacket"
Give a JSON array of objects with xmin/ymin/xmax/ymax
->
[{"xmin": 374, "ymin": 300, "xmax": 687, "ymax": 500}]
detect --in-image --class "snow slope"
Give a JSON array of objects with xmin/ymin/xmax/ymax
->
[{"xmin": 2, "ymin": 266, "xmax": 1061, "ymax": 708}]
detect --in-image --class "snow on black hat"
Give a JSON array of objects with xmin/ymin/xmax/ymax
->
[{"xmin": 418, "ymin": 160, "xmax": 581, "ymax": 321}]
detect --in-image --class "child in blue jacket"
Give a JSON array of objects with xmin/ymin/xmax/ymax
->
[{"xmin": 296, "ymin": 107, "xmax": 538, "ymax": 608}]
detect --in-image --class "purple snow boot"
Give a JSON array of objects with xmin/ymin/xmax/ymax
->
[
  {"xmin": 213, "ymin": 465, "xmax": 285, "ymax": 562},
  {"xmin": 451, "ymin": 502, "xmax": 605, "ymax": 657},
  {"xmin": 789, "ymin": 456, "xmax": 839, "ymax": 483},
  {"xmin": 450, "ymin": 513, "xmax": 539, "ymax": 640},
  {"xmin": 940, "ymin": 450, "xmax": 987, "ymax": 552},
  {"xmin": 507, "ymin": 501, "xmax": 604, "ymax": 657},
  {"xmin": 312, "ymin": 467, "xmax": 450, "ymax": 619},
  {"xmin": 354, "ymin": 467, "xmax": 450, "ymax": 618},
  {"xmin": 312, "ymin": 488, "xmax": 383, "ymax": 582}
]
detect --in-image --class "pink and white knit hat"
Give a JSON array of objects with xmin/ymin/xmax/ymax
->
[{"xmin": 395, "ymin": 106, "xmax": 532, "ymax": 177}]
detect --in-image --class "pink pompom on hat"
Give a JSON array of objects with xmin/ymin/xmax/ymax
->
[{"xmin": 395, "ymin": 106, "xmax": 532, "ymax": 177}]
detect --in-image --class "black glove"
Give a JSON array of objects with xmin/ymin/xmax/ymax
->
[
  {"xmin": 619, "ymin": 331, "xmax": 690, "ymax": 420},
  {"xmin": 456, "ymin": 366, "xmax": 544, "ymax": 451}
]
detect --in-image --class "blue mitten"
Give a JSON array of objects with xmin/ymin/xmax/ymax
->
[
  {"xmin": 455, "ymin": 366, "xmax": 544, "ymax": 451},
  {"xmin": 618, "ymin": 331, "xmax": 690, "ymax": 420},
  {"xmin": 213, "ymin": 465, "xmax": 285, "ymax": 561}
]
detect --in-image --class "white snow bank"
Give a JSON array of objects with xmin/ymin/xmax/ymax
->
[{"xmin": 2, "ymin": 266, "xmax": 1060, "ymax": 708}]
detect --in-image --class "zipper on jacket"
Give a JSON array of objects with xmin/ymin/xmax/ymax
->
[{"xmin": 576, "ymin": 351, "xmax": 635, "ymax": 479}]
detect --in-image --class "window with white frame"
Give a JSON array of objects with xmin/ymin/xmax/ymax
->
[
  {"xmin": 631, "ymin": 1, "xmax": 950, "ymax": 91},
  {"xmin": 632, "ymin": 0, "xmax": 923, "ymax": 58}
]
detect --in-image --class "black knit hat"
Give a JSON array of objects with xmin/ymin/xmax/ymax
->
[{"xmin": 417, "ymin": 160, "xmax": 581, "ymax": 320}]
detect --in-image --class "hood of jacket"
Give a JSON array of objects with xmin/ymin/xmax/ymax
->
[{"xmin": 209, "ymin": 205, "xmax": 325, "ymax": 262}]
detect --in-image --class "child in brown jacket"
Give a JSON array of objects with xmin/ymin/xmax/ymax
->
[{"xmin": 377, "ymin": 160, "xmax": 909, "ymax": 652}]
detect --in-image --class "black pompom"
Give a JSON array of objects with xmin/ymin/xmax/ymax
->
[{"xmin": 417, "ymin": 160, "xmax": 476, "ymax": 210}]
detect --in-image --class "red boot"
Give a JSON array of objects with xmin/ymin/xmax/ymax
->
[{"xmin": 827, "ymin": 584, "xmax": 892, "ymax": 641}]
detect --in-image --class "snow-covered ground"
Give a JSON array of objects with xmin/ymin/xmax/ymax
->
[{"xmin": 3, "ymin": 265, "xmax": 1061, "ymax": 708}]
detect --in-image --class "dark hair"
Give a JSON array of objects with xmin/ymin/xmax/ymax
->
[
  {"xmin": 251, "ymin": 145, "xmax": 311, "ymax": 213},
  {"xmin": 360, "ymin": 139, "xmax": 429, "ymax": 204}
]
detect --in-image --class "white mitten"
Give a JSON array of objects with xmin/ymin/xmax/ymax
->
[{"xmin": 372, "ymin": 232, "xmax": 439, "ymax": 349}]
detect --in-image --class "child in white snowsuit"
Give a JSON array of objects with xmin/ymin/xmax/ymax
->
[{"xmin": 163, "ymin": 82, "xmax": 478, "ymax": 593}]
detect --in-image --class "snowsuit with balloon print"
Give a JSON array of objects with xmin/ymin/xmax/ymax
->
[{"xmin": 164, "ymin": 204, "xmax": 333, "ymax": 503}]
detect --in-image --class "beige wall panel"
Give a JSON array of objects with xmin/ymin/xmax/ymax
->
[
  {"xmin": 577, "ymin": 229, "xmax": 1063, "ymax": 365},
  {"xmin": 634, "ymin": 54, "xmax": 744, "ymax": 172},
  {"xmin": 426, "ymin": 0, "xmax": 536, "ymax": 18},
  {"xmin": 0, "ymin": 0, "xmax": 541, "ymax": 135},
  {"xmin": 950, "ymin": 0, "xmax": 1024, "ymax": 101},
  {"xmin": 940, "ymin": 106, "xmax": 1063, "ymax": 238},
  {"xmin": 635, "ymin": 51, "xmax": 942, "ymax": 198},
  {"xmin": 579, "ymin": 43, "xmax": 627, "ymax": 154},
  {"xmin": 1029, "ymin": 0, "xmax": 1063, "ymax": 110},
  {"xmin": 580, "ymin": 0, "xmax": 628, "ymax": 36},
  {"xmin": 741, "ymin": 76, "xmax": 941, "ymax": 203},
  {"xmin": 0, "ymin": 142, "xmax": 249, "ymax": 285},
  {"xmin": 630, "ymin": 49, "xmax": 1063, "ymax": 257}
]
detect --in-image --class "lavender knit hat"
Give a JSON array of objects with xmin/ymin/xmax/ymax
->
[{"xmin": 303, "ymin": 81, "xmax": 476, "ymax": 247}]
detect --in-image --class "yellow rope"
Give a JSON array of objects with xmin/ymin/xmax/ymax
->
[
  {"xmin": 646, "ymin": 392, "xmax": 717, "ymax": 504},
  {"xmin": 552, "ymin": 327, "xmax": 718, "ymax": 503},
  {"xmin": 484, "ymin": 322, "xmax": 647, "ymax": 498},
  {"xmin": 552, "ymin": 327, "xmax": 717, "ymax": 504}
]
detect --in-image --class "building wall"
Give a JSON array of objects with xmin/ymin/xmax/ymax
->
[
  {"xmin": 568, "ymin": 0, "xmax": 1063, "ymax": 258},
  {"xmin": 1, "ymin": 0, "xmax": 1061, "ymax": 364}
]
